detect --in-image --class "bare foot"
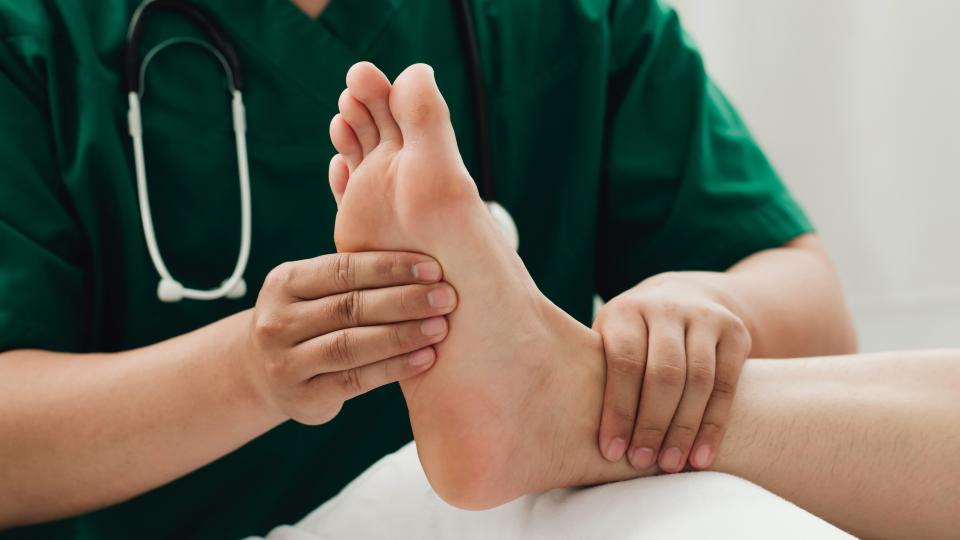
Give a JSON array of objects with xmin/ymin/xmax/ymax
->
[{"xmin": 329, "ymin": 62, "xmax": 648, "ymax": 509}]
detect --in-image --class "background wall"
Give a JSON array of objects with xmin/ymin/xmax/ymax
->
[{"xmin": 668, "ymin": 0, "xmax": 960, "ymax": 351}]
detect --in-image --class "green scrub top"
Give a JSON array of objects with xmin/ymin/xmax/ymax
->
[{"xmin": 0, "ymin": 0, "xmax": 812, "ymax": 537}]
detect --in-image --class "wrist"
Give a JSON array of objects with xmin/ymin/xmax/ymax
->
[{"xmin": 224, "ymin": 310, "xmax": 289, "ymax": 427}]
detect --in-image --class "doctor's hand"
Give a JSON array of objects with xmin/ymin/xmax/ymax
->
[
  {"xmin": 244, "ymin": 252, "xmax": 457, "ymax": 426},
  {"xmin": 593, "ymin": 272, "xmax": 752, "ymax": 473}
]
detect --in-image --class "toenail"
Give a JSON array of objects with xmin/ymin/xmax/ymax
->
[
  {"xmin": 660, "ymin": 447, "xmax": 683, "ymax": 472},
  {"xmin": 605, "ymin": 438, "xmax": 627, "ymax": 461},
  {"xmin": 412, "ymin": 261, "xmax": 441, "ymax": 282},
  {"xmin": 427, "ymin": 286, "xmax": 456, "ymax": 309},
  {"xmin": 420, "ymin": 317, "xmax": 447, "ymax": 336},
  {"xmin": 630, "ymin": 447, "xmax": 656, "ymax": 469}
]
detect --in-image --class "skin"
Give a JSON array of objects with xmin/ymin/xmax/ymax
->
[
  {"xmin": 290, "ymin": 0, "xmax": 331, "ymax": 19},
  {"xmin": 322, "ymin": 0, "xmax": 857, "ymax": 477},
  {"xmin": 307, "ymin": 0, "xmax": 858, "ymax": 483},
  {"xmin": 0, "ymin": 0, "xmax": 856, "ymax": 530},
  {"xmin": 0, "ymin": 0, "xmax": 372, "ymax": 527},
  {"xmin": 595, "ymin": 235, "xmax": 857, "ymax": 474},
  {"xmin": 329, "ymin": 61, "xmax": 958, "ymax": 538},
  {"xmin": 0, "ymin": 252, "xmax": 457, "ymax": 528},
  {"xmin": 715, "ymin": 351, "xmax": 960, "ymax": 539}
]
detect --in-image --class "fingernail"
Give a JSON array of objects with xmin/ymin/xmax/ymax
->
[
  {"xmin": 605, "ymin": 438, "xmax": 627, "ymax": 461},
  {"xmin": 630, "ymin": 447, "xmax": 656, "ymax": 469},
  {"xmin": 408, "ymin": 348, "xmax": 435, "ymax": 367},
  {"xmin": 420, "ymin": 317, "xmax": 447, "ymax": 336},
  {"xmin": 693, "ymin": 445, "xmax": 713, "ymax": 469},
  {"xmin": 427, "ymin": 286, "xmax": 456, "ymax": 309},
  {"xmin": 412, "ymin": 261, "xmax": 441, "ymax": 282},
  {"xmin": 660, "ymin": 447, "xmax": 683, "ymax": 472}
]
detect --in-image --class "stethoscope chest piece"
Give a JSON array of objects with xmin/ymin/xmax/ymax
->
[{"xmin": 486, "ymin": 201, "xmax": 519, "ymax": 251}]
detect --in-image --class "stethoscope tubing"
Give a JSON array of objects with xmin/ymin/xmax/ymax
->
[{"xmin": 126, "ymin": 0, "xmax": 517, "ymax": 303}]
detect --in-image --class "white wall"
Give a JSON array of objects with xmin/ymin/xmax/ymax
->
[{"xmin": 669, "ymin": 0, "xmax": 960, "ymax": 351}]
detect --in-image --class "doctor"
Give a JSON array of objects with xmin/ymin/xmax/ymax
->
[{"xmin": 0, "ymin": 0, "xmax": 856, "ymax": 538}]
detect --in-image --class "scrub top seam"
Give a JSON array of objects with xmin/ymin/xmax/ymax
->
[
  {"xmin": 0, "ymin": 214, "xmax": 81, "ymax": 267},
  {"xmin": 203, "ymin": 21, "xmax": 342, "ymax": 111},
  {"xmin": 206, "ymin": 3, "xmax": 405, "ymax": 110}
]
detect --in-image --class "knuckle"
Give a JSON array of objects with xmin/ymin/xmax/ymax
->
[
  {"xmin": 693, "ymin": 304, "xmax": 717, "ymax": 320},
  {"xmin": 325, "ymin": 331, "xmax": 355, "ymax": 367},
  {"xmin": 332, "ymin": 253, "xmax": 356, "ymax": 290},
  {"xmin": 388, "ymin": 252, "xmax": 406, "ymax": 279},
  {"xmin": 655, "ymin": 300, "xmax": 681, "ymax": 318},
  {"xmin": 605, "ymin": 401, "xmax": 638, "ymax": 428},
  {"xmin": 711, "ymin": 376, "xmax": 738, "ymax": 400},
  {"xmin": 687, "ymin": 362, "xmax": 715, "ymax": 388},
  {"xmin": 612, "ymin": 407, "xmax": 637, "ymax": 428},
  {"xmin": 699, "ymin": 420, "xmax": 725, "ymax": 437},
  {"xmin": 336, "ymin": 290, "xmax": 364, "ymax": 326},
  {"xmin": 253, "ymin": 313, "xmax": 287, "ymax": 341},
  {"xmin": 339, "ymin": 367, "xmax": 365, "ymax": 396},
  {"xmin": 650, "ymin": 361, "xmax": 686, "ymax": 388},
  {"xmin": 264, "ymin": 263, "xmax": 294, "ymax": 291},
  {"xmin": 392, "ymin": 324, "xmax": 410, "ymax": 348},
  {"xmin": 668, "ymin": 422, "xmax": 699, "ymax": 439},
  {"xmin": 397, "ymin": 286, "xmax": 413, "ymax": 315},
  {"xmin": 371, "ymin": 253, "xmax": 395, "ymax": 280},
  {"xmin": 723, "ymin": 317, "xmax": 752, "ymax": 347},
  {"xmin": 633, "ymin": 425, "xmax": 667, "ymax": 442},
  {"xmin": 607, "ymin": 353, "xmax": 645, "ymax": 377}
]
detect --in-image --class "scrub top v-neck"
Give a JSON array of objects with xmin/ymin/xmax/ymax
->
[{"xmin": 0, "ymin": 0, "xmax": 813, "ymax": 538}]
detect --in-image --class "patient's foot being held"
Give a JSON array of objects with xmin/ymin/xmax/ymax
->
[{"xmin": 329, "ymin": 62, "xmax": 644, "ymax": 509}]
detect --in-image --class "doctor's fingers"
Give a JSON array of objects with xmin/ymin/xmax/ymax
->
[
  {"xmin": 281, "ymin": 282, "xmax": 458, "ymax": 342},
  {"xmin": 627, "ymin": 320, "xmax": 687, "ymax": 470},
  {"xmin": 288, "ymin": 317, "xmax": 448, "ymax": 381},
  {"xmin": 596, "ymin": 314, "xmax": 648, "ymax": 462},
  {"xmin": 305, "ymin": 347, "xmax": 437, "ymax": 418},
  {"xmin": 260, "ymin": 252, "xmax": 443, "ymax": 303},
  {"xmin": 691, "ymin": 327, "xmax": 751, "ymax": 470},
  {"xmin": 657, "ymin": 324, "xmax": 717, "ymax": 473}
]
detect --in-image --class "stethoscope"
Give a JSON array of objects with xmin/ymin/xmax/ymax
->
[{"xmin": 125, "ymin": 0, "xmax": 519, "ymax": 303}]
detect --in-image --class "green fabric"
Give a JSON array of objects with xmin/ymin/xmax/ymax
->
[{"xmin": 0, "ymin": 0, "xmax": 813, "ymax": 537}]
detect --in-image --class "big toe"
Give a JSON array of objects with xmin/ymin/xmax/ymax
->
[{"xmin": 390, "ymin": 64, "xmax": 458, "ymax": 153}]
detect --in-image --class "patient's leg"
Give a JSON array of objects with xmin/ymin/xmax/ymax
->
[
  {"xmin": 328, "ymin": 62, "xmax": 960, "ymax": 538},
  {"xmin": 719, "ymin": 350, "xmax": 960, "ymax": 539}
]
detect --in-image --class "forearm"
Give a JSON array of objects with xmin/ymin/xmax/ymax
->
[
  {"xmin": 713, "ymin": 350, "xmax": 960, "ymax": 539},
  {"xmin": 653, "ymin": 234, "xmax": 856, "ymax": 357},
  {"xmin": 0, "ymin": 311, "xmax": 283, "ymax": 528}
]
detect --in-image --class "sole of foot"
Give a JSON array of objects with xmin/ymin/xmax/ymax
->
[{"xmin": 330, "ymin": 62, "xmax": 649, "ymax": 509}]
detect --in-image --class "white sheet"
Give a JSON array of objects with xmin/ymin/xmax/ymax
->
[{"xmin": 260, "ymin": 442, "xmax": 852, "ymax": 540}]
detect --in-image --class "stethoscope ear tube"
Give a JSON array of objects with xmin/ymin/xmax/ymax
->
[{"xmin": 125, "ymin": 0, "xmax": 243, "ymax": 95}]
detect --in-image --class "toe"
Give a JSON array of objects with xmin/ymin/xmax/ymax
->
[
  {"xmin": 390, "ymin": 64, "xmax": 458, "ymax": 154},
  {"xmin": 346, "ymin": 62, "xmax": 402, "ymax": 146},
  {"xmin": 338, "ymin": 89, "xmax": 379, "ymax": 156},
  {"xmin": 330, "ymin": 113, "xmax": 363, "ymax": 171},
  {"xmin": 328, "ymin": 154, "xmax": 349, "ymax": 206}
]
